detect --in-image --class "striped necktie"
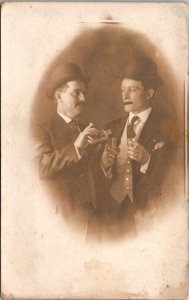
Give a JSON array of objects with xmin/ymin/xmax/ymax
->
[{"xmin": 127, "ymin": 116, "xmax": 140, "ymax": 139}]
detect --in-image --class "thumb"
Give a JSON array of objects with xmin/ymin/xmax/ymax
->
[
  {"xmin": 83, "ymin": 123, "xmax": 94, "ymax": 131},
  {"xmin": 88, "ymin": 122, "xmax": 95, "ymax": 128},
  {"xmin": 104, "ymin": 143, "xmax": 110, "ymax": 151}
]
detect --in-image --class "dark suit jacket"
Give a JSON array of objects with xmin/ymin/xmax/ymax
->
[
  {"xmin": 33, "ymin": 113, "xmax": 99, "ymax": 231},
  {"xmin": 102, "ymin": 108, "xmax": 176, "ymax": 211}
]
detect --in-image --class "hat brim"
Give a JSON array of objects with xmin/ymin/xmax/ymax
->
[{"xmin": 47, "ymin": 75, "xmax": 90, "ymax": 99}]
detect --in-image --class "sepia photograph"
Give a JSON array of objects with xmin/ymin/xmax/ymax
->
[{"xmin": 2, "ymin": 2, "xmax": 188, "ymax": 299}]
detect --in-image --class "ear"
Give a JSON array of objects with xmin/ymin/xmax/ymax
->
[
  {"xmin": 145, "ymin": 88, "xmax": 154, "ymax": 100},
  {"xmin": 55, "ymin": 90, "xmax": 62, "ymax": 102}
]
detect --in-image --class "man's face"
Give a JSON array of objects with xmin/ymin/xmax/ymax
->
[
  {"xmin": 121, "ymin": 78, "xmax": 153, "ymax": 114},
  {"xmin": 56, "ymin": 80, "xmax": 86, "ymax": 119}
]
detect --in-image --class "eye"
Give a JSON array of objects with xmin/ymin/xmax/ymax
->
[
  {"xmin": 130, "ymin": 87, "xmax": 137, "ymax": 92},
  {"xmin": 121, "ymin": 87, "xmax": 137, "ymax": 93},
  {"xmin": 71, "ymin": 90, "xmax": 80, "ymax": 97}
]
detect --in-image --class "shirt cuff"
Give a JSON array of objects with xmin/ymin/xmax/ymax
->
[
  {"xmin": 140, "ymin": 155, "xmax": 151, "ymax": 173},
  {"xmin": 74, "ymin": 143, "xmax": 82, "ymax": 160},
  {"xmin": 101, "ymin": 162, "xmax": 112, "ymax": 179}
]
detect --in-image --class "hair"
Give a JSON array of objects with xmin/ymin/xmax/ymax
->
[
  {"xmin": 139, "ymin": 79, "xmax": 155, "ymax": 91},
  {"xmin": 138, "ymin": 80, "xmax": 156, "ymax": 100},
  {"xmin": 53, "ymin": 82, "xmax": 69, "ymax": 102}
]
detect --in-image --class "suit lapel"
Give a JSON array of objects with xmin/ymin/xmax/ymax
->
[
  {"xmin": 51, "ymin": 114, "xmax": 79, "ymax": 147},
  {"xmin": 110, "ymin": 116, "xmax": 128, "ymax": 145},
  {"xmin": 138, "ymin": 109, "xmax": 160, "ymax": 151}
]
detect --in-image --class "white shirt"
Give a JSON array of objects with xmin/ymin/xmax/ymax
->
[
  {"xmin": 58, "ymin": 112, "xmax": 82, "ymax": 159},
  {"xmin": 58, "ymin": 112, "xmax": 73, "ymax": 124}
]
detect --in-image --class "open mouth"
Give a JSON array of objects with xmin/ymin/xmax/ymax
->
[{"xmin": 123, "ymin": 101, "xmax": 133, "ymax": 106}]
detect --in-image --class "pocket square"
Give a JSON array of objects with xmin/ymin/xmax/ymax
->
[{"xmin": 152, "ymin": 141, "xmax": 165, "ymax": 151}]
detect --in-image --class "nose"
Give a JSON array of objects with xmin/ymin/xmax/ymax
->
[
  {"xmin": 122, "ymin": 89, "xmax": 130, "ymax": 99},
  {"xmin": 79, "ymin": 92, "xmax": 85, "ymax": 102}
]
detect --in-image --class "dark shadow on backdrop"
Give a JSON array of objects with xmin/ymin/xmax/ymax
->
[{"xmin": 31, "ymin": 25, "xmax": 180, "ymax": 130}]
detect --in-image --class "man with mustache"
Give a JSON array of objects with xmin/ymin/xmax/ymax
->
[
  {"xmin": 33, "ymin": 63, "xmax": 101, "ymax": 234},
  {"xmin": 100, "ymin": 56, "xmax": 175, "ymax": 236}
]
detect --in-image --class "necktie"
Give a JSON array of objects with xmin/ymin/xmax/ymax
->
[
  {"xmin": 70, "ymin": 120, "xmax": 80, "ymax": 135},
  {"xmin": 127, "ymin": 116, "xmax": 140, "ymax": 139}
]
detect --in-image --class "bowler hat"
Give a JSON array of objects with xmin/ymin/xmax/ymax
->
[
  {"xmin": 123, "ymin": 56, "xmax": 163, "ymax": 89},
  {"xmin": 47, "ymin": 63, "xmax": 90, "ymax": 99}
]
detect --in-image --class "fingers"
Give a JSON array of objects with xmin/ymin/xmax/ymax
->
[
  {"xmin": 111, "ymin": 137, "xmax": 117, "ymax": 148},
  {"xmin": 127, "ymin": 149, "xmax": 139, "ymax": 159},
  {"xmin": 83, "ymin": 123, "xmax": 99, "ymax": 136},
  {"xmin": 108, "ymin": 153, "xmax": 117, "ymax": 160},
  {"xmin": 88, "ymin": 122, "xmax": 95, "ymax": 128},
  {"xmin": 108, "ymin": 150, "xmax": 119, "ymax": 157},
  {"xmin": 128, "ymin": 154, "xmax": 138, "ymax": 161},
  {"xmin": 128, "ymin": 142, "xmax": 140, "ymax": 161},
  {"xmin": 87, "ymin": 136, "xmax": 94, "ymax": 144},
  {"xmin": 104, "ymin": 138, "xmax": 119, "ymax": 153},
  {"xmin": 127, "ymin": 138, "xmax": 136, "ymax": 147},
  {"xmin": 105, "ymin": 144, "xmax": 119, "ymax": 156},
  {"xmin": 127, "ymin": 145, "xmax": 138, "ymax": 152},
  {"xmin": 127, "ymin": 148, "xmax": 136, "ymax": 155},
  {"xmin": 83, "ymin": 128, "xmax": 99, "ymax": 136},
  {"xmin": 127, "ymin": 142, "xmax": 148, "ymax": 163},
  {"xmin": 127, "ymin": 142, "xmax": 143, "ymax": 152},
  {"xmin": 105, "ymin": 143, "xmax": 110, "ymax": 151}
]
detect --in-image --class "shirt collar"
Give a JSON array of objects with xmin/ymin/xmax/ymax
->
[
  {"xmin": 129, "ymin": 107, "xmax": 152, "ymax": 123},
  {"xmin": 58, "ymin": 112, "xmax": 73, "ymax": 124}
]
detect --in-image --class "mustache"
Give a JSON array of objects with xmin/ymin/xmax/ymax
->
[
  {"xmin": 76, "ymin": 102, "xmax": 85, "ymax": 106},
  {"xmin": 123, "ymin": 101, "xmax": 133, "ymax": 105}
]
